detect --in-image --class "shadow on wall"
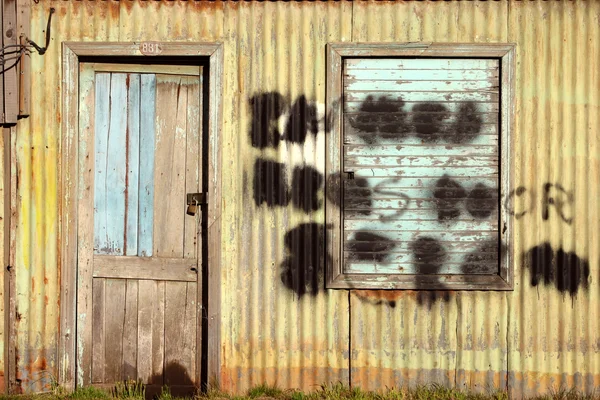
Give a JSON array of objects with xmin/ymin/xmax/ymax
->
[{"xmin": 118, "ymin": 362, "xmax": 195, "ymax": 399}]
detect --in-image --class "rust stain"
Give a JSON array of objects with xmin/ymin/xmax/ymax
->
[
  {"xmin": 25, "ymin": 356, "xmax": 47, "ymax": 376},
  {"xmin": 353, "ymin": 290, "xmax": 454, "ymax": 308}
]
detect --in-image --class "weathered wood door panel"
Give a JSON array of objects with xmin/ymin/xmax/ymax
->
[{"xmin": 77, "ymin": 64, "xmax": 203, "ymax": 393}]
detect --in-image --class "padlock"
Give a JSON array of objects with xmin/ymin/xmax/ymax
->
[{"xmin": 186, "ymin": 200, "xmax": 198, "ymax": 216}]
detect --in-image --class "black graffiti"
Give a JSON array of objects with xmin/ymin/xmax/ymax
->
[
  {"xmin": 433, "ymin": 175, "xmax": 467, "ymax": 221},
  {"xmin": 433, "ymin": 175, "xmax": 497, "ymax": 221},
  {"xmin": 250, "ymin": 92, "xmax": 329, "ymax": 149},
  {"xmin": 452, "ymin": 102, "xmax": 483, "ymax": 143},
  {"xmin": 249, "ymin": 92, "xmax": 286, "ymax": 149},
  {"xmin": 253, "ymin": 160, "xmax": 327, "ymax": 214},
  {"xmin": 542, "ymin": 183, "xmax": 574, "ymax": 224},
  {"xmin": 505, "ymin": 186, "xmax": 533, "ymax": 219},
  {"xmin": 461, "ymin": 240, "xmax": 507, "ymax": 273},
  {"xmin": 349, "ymin": 97, "xmax": 483, "ymax": 144},
  {"xmin": 350, "ymin": 95, "xmax": 410, "ymax": 143},
  {"xmin": 291, "ymin": 166, "xmax": 324, "ymax": 213},
  {"xmin": 504, "ymin": 183, "xmax": 573, "ymax": 224},
  {"xmin": 465, "ymin": 182, "xmax": 497, "ymax": 219},
  {"xmin": 416, "ymin": 291, "xmax": 452, "ymax": 308},
  {"xmin": 524, "ymin": 242, "xmax": 590, "ymax": 297},
  {"xmin": 253, "ymin": 159, "xmax": 289, "ymax": 207},
  {"xmin": 280, "ymin": 223, "xmax": 330, "ymax": 297},
  {"xmin": 413, "ymin": 103, "xmax": 450, "ymax": 142},
  {"xmin": 283, "ymin": 95, "xmax": 319, "ymax": 143},
  {"xmin": 346, "ymin": 231, "xmax": 395, "ymax": 262},
  {"xmin": 410, "ymin": 237, "xmax": 447, "ymax": 272}
]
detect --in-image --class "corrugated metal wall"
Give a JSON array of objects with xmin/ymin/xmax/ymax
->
[{"xmin": 9, "ymin": 1, "xmax": 600, "ymax": 397}]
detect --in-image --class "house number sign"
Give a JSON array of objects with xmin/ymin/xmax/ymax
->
[{"xmin": 139, "ymin": 42, "xmax": 163, "ymax": 56}]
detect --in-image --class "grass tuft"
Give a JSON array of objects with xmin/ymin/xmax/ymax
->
[
  {"xmin": 2, "ymin": 382, "xmax": 600, "ymax": 400},
  {"xmin": 68, "ymin": 386, "xmax": 110, "ymax": 400},
  {"xmin": 110, "ymin": 380, "xmax": 145, "ymax": 400},
  {"xmin": 246, "ymin": 384, "xmax": 284, "ymax": 399}
]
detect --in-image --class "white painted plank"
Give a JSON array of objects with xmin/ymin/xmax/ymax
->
[
  {"xmin": 344, "ymin": 209, "xmax": 499, "ymax": 221},
  {"xmin": 344, "ymin": 155, "xmax": 498, "ymax": 168},
  {"xmin": 343, "ymin": 134, "xmax": 498, "ymax": 146},
  {"xmin": 346, "ymin": 198, "xmax": 497, "ymax": 211},
  {"xmin": 343, "ymin": 219, "xmax": 497, "ymax": 231},
  {"xmin": 93, "ymin": 73, "xmax": 111, "ymax": 255},
  {"xmin": 345, "ymin": 111, "xmax": 499, "ymax": 124},
  {"xmin": 343, "ymin": 176, "xmax": 499, "ymax": 188},
  {"xmin": 138, "ymin": 74, "xmax": 156, "ymax": 257},
  {"xmin": 344, "ymin": 239, "xmax": 499, "ymax": 253},
  {"xmin": 345, "ymin": 251, "xmax": 498, "ymax": 265},
  {"xmin": 125, "ymin": 74, "xmax": 141, "ymax": 256},
  {"xmin": 344, "ymin": 230, "xmax": 497, "ymax": 242},
  {"xmin": 345, "ymin": 69, "xmax": 498, "ymax": 81},
  {"xmin": 344, "ymin": 262, "xmax": 497, "ymax": 275},
  {"xmin": 345, "ymin": 94, "xmax": 499, "ymax": 106},
  {"xmin": 344, "ymin": 58, "xmax": 499, "ymax": 70},
  {"xmin": 344, "ymin": 144, "xmax": 498, "ymax": 157},
  {"xmin": 346, "ymin": 79, "xmax": 499, "ymax": 92},
  {"xmin": 350, "ymin": 167, "xmax": 498, "ymax": 177},
  {"xmin": 344, "ymin": 118, "xmax": 499, "ymax": 135}
]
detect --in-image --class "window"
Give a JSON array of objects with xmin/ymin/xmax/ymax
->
[{"xmin": 326, "ymin": 43, "xmax": 515, "ymax": 290}]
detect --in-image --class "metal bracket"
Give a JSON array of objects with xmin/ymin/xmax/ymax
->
[{"xmin": 187, "ymin": 192, "xmax": 207, "ymax": 206}]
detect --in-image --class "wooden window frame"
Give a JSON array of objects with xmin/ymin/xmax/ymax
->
[
  {"xmin": 59, "ymin": 42, "xmax": 223, "ymax": 389},
  {"xmin": 326, "ymin": 43, "xmax": 515, "ymax": 291}
]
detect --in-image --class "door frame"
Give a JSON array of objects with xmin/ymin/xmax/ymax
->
[{"xmin": 59, "ymin": 42, "xmax": 223, "ymax": 391}]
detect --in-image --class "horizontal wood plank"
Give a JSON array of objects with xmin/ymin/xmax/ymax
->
[
  {"xmin": 344, "ymin": 144, "xmax": 498, "ymax": 157},
  {"xmin": 345, "ymin": 93, "xmax": 499, "ymax": 105},
  {"xmin": 344, "ymin": 239, "xmax": 499, "ymax": 253},
  {"xmin": 344, "ymin": 155, "xmax": 498, "ymax": 168},
  {"xmin": 344, "ymin": 261, "xmax": 498, "ymax": 275},
  {"xmin": 344, "ymin": 220, "xmax": 497, "ymax": 231},
  {"xmin": 349, "ymin": 166, "xmax": 498, "ymax": 177},
  {"xmin": 344, "ymin": 119, "xmax": 498, "ymax": 136},
  {"xmin": 90, "ymin": 63, "xmax": 201, "ymax": 76},
  {"xmin": 345, "ymin": 68, "xmax": 498, "ymax": 81},
  {"xmin": 344, "ymin": 230, "xmax": 498, "ymax": 242},
  {"xmin": 93, "ymin": 256, "xmax": 197, "ymax": 282},
  {"xmin": 346, "ymin": 79, "xmax": 499, "ymax": 92},
  {"xmin": 344, "ymin": 58, "xmax": 500, "ymax": 70},
  {"xmin": 344, "ymin": 176, "xmax": 499, "ymax": 188},
  {"xmin": 344, "ymin": 209, "xmax": 499, "ymax": 221}
]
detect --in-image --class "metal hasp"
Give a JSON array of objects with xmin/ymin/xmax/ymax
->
[{"xmin": 186, "ymin": 192, "xmax": 207, "ymax": 216}]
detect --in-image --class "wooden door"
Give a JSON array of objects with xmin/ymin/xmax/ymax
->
[{"xmin": 76, "ymin": 63, "xmax": 203, "ymax": 395}]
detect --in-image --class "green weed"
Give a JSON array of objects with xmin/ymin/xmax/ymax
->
[{"xmin": 111, "ymin": 380, "xmax": 145, "ymax": 400}]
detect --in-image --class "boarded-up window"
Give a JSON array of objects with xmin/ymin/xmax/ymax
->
[{"xmin": 326, "ymin": 44, "xmax": 515, "ymax": 290}]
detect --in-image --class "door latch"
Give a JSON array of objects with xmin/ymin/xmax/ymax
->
[{"xmin": 186, "ymin": 193, "xmax": 207, "ymax": 216}]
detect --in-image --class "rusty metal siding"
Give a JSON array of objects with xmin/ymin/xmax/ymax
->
[
  {"xmin": 10, "ymin": 1, "xmax": 600, "ymax": 398},
  {"xmin": 507, "ymin": 1, "xmax": 600, "ymax": 396}
]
